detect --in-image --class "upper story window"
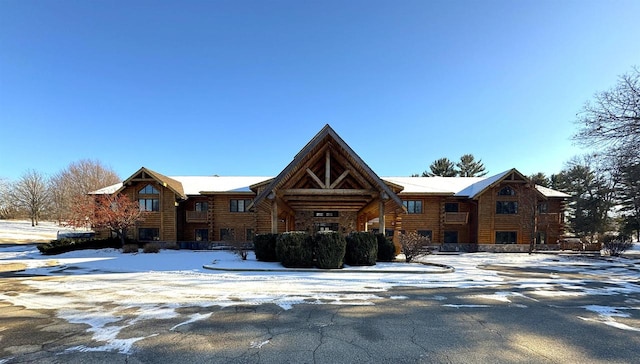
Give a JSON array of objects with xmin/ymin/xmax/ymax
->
[
  {"xmin": 314, "ymin": 211, "xmax": 339, "ymax": 217},
  {"xmin": 230, "ymin": 199, "xmax": 252, "ymax": 212},
  {"xmin": 444, "ymin": 203, "xmax": 459, "ymax": 212},
  {"xmin": 498, "ymin": 186, "xmax": 516, "ymax": 196},
  {"xmin": 195, "ymin": 201, "xmax": 208, "ymax": 212},
  {"xmin": 139, "ymin": 184, "xmax": 159, "ymax": 195},
  {"xmin": 496, "ymin": 201, "xmax": 518, "ymax": 214},
  {"xmin": 139, "ymin": 198, "xmax": 159, "ymax": 212},
  {"xmin": 403, "ymin": 200, "xmax": 423, "ymax": 214},
  {"xmin": 537, "ymin": 202, "xmax": 548, "ymax": 214}
]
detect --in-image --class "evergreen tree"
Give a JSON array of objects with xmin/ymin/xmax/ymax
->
[
  {"xmin": 456, "ymin": 154, "xmax": 487, "ymax": 177},
  {"xmin": 423, "ymin": 158, "xmax": 457, "ymax": 177},
  {"xmin": 529, "ymin": 172, "xmax": 550, "ymax": 187}
]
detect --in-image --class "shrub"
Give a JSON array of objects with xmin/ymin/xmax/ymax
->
[
  {"xmin": 164, "ymin": 242, "xmax": 180, "ymax": 250},
  {"xmin": 276, "ymin": 232, "xmax": 314, "ymax": 268},
  {"xmin": 376, "ymin": 234, "xmax": 396, "ymax": 262},
  {"xmin": 142, "ymin": 242, "xmax": 161, "ymax": 253},
  {"xmin": 602, "ymin": 236, "xmax": 633, "ymax": 257},
  {"xmin": 398, "ymin": 231, "xmax": 430, "ymax": 262},
  {"xmin": 254, "ymin": 233, "xmax": 279, "ymax": 262},
  {"xmin": 122, "ymin": 244, "xmax": 140, "ymax": 253},
  {"xmin": 314, "ymin": 232, "xmax": 346, "ymax": 269},
  {"xmin": 37, "ymin": 237, "xmax": 122, "ymax": 255},
  {"xmin": 345, "ymin": 232, "xmax": 377, "ymax": 266}
]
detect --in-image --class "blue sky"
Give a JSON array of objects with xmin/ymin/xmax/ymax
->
[{"xmin": 1, "ymin": 0, "xmax": 639, "ymax": 182}]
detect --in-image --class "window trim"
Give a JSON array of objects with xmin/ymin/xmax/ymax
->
[
  {"xmin": 497, "ymin": 186, "xmax": 516, "ymax": 196},
  {"xmin": 139, "ymin": 198, "xmax": 159, "ymax": 212},
  {"xmin": 195, "ymin": 228, "xmax": 209, "ymax": 242},
  {"xmin": 403, "ymin": 200, "xmax": 423, "ymax": 214},
  {"xmin": 444, "ymin": 203, "xmax": 459, "ymax": 212},
  {"xmin": 496, "ymin": 231, "xmax": 517, "ymax": 244},
  {"xmin": 230, "ymin": 199, "xmax": 252, "ymax": 212},
  {"xmin": 496, "ymin": 201, "xmax": 518, "ymax": 214},
  {"xmin": 139, "ymin": 184, "xmax": 159, "ymax": 195}
]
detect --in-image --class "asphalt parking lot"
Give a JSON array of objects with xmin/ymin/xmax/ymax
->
[{"xmin": 1, "ymin": 259, "xmax": 639, "ymax": 364}]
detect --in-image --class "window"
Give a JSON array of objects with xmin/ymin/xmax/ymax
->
[
  {"xmin": 444, "ymin": 231, "xmax": 458, "ymax": 244},
  {"xmin": 246, "ymin": 228, "xmax": 255, "ymax": 242},
  {"xmin": 496, "ymin": 231, "xmax": 517, "ymax": 244},
  {"xmin": 444, "ymin": 203, "xmax": 459, "ymax": 212},
  {"xmin": 220, "ymin": 228, "xmax": 235, "ymax": 241},
  {"xmin": 195, "ymin": 201, "xmax": 208, "ymax": 212},
  {"xmin": 403, "ymin": 200, "xmax": 423, "ymax": 214},
  {"xmin": 195, "ymin": 229, "xmax": 209, "ymax": 242},
  {"xmin": 314, "ymin": 211, "xmax": 339, "ymax": 217},
  {"xmin": 417, "ymin": 230, "xmax": 433, "ymax": 241},
  {"xmin": 498, "ymin": 186, "xmax": 516, "ymax": 196},
  {"xmin": 316, "ymin": 222, "xmax": 339, "ymax": 232},
  {"xmin": 536, "ymin": 231, "xmax": 546, "ymax": 245},
  {"xmin": 496, "ymin": 201, "xmax": 518, "ymax": 214},
  {"xmin": 139, "ymin": 228, "xmax": 159, "ymax": 241},
  {"xmin": 537, "ymin": 202, "xmax": 548, "ymax": 214},
  {"xmin": 230, "ymin": 199, "xmax": 252, "ymax": 212},
  {"xmin": 139, "ymin": 198, "xmax": 159, "ymax": 212},
  {"xmin": 139, "ymin": 184, "xmax": 159, "ymax": 194}
]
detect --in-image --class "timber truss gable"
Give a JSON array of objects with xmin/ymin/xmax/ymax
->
[{"xmin": 251, "ymin": 125, "xmax": 405, "ymax": 233}]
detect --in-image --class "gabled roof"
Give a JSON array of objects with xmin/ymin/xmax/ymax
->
[
  {"xmin": 383, "ymin": 169, "xmax": 568, "ymax": 199},
  {"xmin": 251, "ymin": 124, "xmax": 406, "ymax": 210},
  {"xmin": 120, "ymin": 167, "xmax": 187, "ymax": 200}
]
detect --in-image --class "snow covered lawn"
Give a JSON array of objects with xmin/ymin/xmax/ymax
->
[{"xmin": 1, "ymin": 220, "xmax": 639, "ymax": 357}]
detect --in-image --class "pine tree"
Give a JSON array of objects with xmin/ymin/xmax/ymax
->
[
  {"xmin": 423, "ymin": 158, "xmax": 457, "ymax": 177},
  {"xmin": 456, "ymin": 154, "xmax": 488, "ymax": 177}
]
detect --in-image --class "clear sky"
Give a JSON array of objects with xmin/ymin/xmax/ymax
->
[{"xmin": 1, "ymin": 0, "xmax": 639, "ymax": 183}]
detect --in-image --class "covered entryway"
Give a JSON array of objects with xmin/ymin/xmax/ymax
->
[{"xmin": 250, "ymin": 125, "xmax": 406, "ymax": 238}]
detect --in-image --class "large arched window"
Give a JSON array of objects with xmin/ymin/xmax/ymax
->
[
  {"xmin": 139, "ymin": 184, "xmax": 159, "ymax": 194},
  {"xmin": 138, "ymin": 184, "xmax": 159, "ymax": 211},
  {"xmin": 498, "ymin": 186, "xmax": 515, "ymax": 196}
]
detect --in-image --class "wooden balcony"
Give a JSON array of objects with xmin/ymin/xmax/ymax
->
[
  {"xmin": 186, "ymin": 211, "xmax": 208, "ymax": 223},
  {"xmin": 444, "ymin": 212, "xmax": 468, "ymax": 224}
]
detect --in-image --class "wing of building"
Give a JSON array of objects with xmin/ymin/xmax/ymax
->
[{"xmin": 91, "ymin": 125, "xmax": 569, "ymax": 252}]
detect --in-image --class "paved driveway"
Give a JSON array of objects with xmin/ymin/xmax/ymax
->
[{"xmin": 1, "ymin": 255, "xmax": 639, "ymax": 363}]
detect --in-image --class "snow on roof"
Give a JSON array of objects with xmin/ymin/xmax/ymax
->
[
  {"xmin": 536, "ymin": 185, "xmax": 571, "ymax": 198},
  {"xmin": 382, "ymin": 176, "xmax": 485, "ymax": 195},
  {"xmin": 453, "ymin": 169, "xmax": 513, "ymax": 198},
  {"xmin": 89, "ymin": 172, "xmax": 569, "ymax": 199},
  {"xmin": 170, "ymin": 176, "xmax": 272, "ymax": 194},
  {"xmin": 89, "ymin": 183, "xmax": 123, "ymax": 194}
]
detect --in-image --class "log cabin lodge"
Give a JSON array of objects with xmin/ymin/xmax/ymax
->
[{"xmin": 91, "ymin": 125, "xmax": 569, "ymax": 252}]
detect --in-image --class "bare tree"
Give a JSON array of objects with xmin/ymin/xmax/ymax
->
[
  {"xmin": 12, "ymin": 170, "xmax": 50, "ymax": 226},
  {"xmin": 66, "ymin": 193, "xmax": 145, "ymax": 247},
  {"xmin": 0, "ymin": 177, "xmax": 16, "ymax": 219},
  {"xmin": 573, "ymin": 67, "xmax": 640, "ymax": 163},
  {"xmin": 50, "ymin": 159, "xmax": 120, "ymax": 223}
]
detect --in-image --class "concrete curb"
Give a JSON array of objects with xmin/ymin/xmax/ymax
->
[{"xmin": 202, "ymin": 261, "xmax": 454, "ymax": 274}]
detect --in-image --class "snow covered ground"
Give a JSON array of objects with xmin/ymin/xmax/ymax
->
[{"xmin": 1, "ymin": 220, "xmax": 639, "ymax": 355}]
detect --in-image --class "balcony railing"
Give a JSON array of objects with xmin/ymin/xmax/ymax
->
[
  {"xmin": 444, "ymin": 212, "xmax": 468, "ymax": 224},
  {"xmin": 186, "ymin": 211, "xmax": 208, "ymax": 223}
]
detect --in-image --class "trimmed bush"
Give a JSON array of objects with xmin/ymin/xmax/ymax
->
[
  {"xmin": 376, "ymin": 234, "xmax": 396, "ymax": 262},
  {"xmin": 276, "ymin": 232, "xmax": 314, "ymax": 268},
  {"xmin": 345, "ymin": 232, "xmax": 377, "ymax": 266},
  {"xmin": 314, "ymin": 232, "xmax": 346, "ymax": 269},
  {"xmin": 122, "ymin": 244, "xmax": 140, "ymax": 254},
  {"xmin": 254, "ymin": 233, "xmax": 279, "ymax": 262},
  {"xmin": 164, "ymin": 242, "xmax": 180, "ymax": 250},
  {"xmin": 37, "ymin": 237, "xmax": 122, "ymax": 256},
  {"xmin": 143, "ymin": 242, "xmax": 161, "ymax": 253}
]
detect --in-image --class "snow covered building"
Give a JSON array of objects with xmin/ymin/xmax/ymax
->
[{"xmin": 92, "ymin": 125, "xmax": 569, "ymax": 252}]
